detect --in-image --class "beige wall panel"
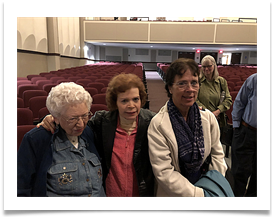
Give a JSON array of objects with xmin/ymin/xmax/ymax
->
[
  {"xmin": 60, "ymin": 57, "xmax": 81, "ymax": 69},
  {"xmin": 85, "ymin": 23, "xmax": 117, "ymax": 40},
  {"xmin": 150, "ymin": 24, "xmax": 183, "ymax": 42},
  {"xmin": 215, "ymin": 24, "xmax": 257, "ymax": 43},
  {"xmin": 181, "ymin": 24, "xmax": 215, "ymax": 42},
  {"xmin": 150, "ymin": 23, "xmax": 215, "ymax": 42},
  {"xmin": 17, "ymin": 52, "xmax": 48, "ymax": 77},
  {"xmin": 84, "ymin": 21, "xmax": 257, "ymax": 45},
  {"xmin": 115, "ymin": 23, "xmax": 148, "ymax": 41}
]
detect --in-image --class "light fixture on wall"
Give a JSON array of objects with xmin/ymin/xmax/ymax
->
[
  {"xmin": 219, "ymin": 50, "xmax": 223, "ymax": 54},
  {"xmin": 196, "ymin": 49, "xmax": 200, "ymax": 53}
]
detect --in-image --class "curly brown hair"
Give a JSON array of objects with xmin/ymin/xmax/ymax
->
[{"xmin": 106, "ymin": 73, "xmax": 147, "ymax": 111}]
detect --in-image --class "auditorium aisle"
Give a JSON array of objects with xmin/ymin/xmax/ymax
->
[
  {"xmin": 144, "ymin": 70, "xmax": 231, "ymax": 167},
  {"xmin": 145, "ymin": 71, "xmax": 168, "ymax": 113}
]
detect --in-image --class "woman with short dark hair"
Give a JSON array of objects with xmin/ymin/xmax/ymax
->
[{"xmin": 148, "ymin": 58, "xmax": 228, "ymax": 197}]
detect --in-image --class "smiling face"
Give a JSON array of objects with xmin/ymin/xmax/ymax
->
[
  {"xmin": 116, "ymin": 87, "xmax": 141, "ymax": 121},
  {"xmin": 202, "ymin": 60, "xmax": 215, "ymax": 80},
  {"xmin": 54, "ymin": 102, "xmax": 89, "ymax": 137},
  {"xmin": 169, "ymin": 69, "xmax": 199, "ymax": 117}
]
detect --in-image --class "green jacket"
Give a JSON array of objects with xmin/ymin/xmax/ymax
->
[{"xmin": 196, "ymin": 76, "xmax": 232, "ymax": 127}]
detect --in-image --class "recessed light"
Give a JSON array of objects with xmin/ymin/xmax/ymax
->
[{"xmin": 150, "ymin": 46, "xmax": 153, "ymax": 47}]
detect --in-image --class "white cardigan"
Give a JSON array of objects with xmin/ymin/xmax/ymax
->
[{"xmin": 148, "ymin": 102, "xmax": 227, "ymax": 197}]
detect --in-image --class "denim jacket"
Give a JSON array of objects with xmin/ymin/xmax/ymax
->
[{"xmin": 17, "ymin": 125, "xmax": 105, "ymax": 197}]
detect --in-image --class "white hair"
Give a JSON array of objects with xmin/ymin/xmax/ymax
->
[
  {"xmin": 46, "ymin": 82, "xmax": 92, "ymax": 117},
  {"xmin": 200, "ymin": 55, "xmax": 219, "ymax": 80}
]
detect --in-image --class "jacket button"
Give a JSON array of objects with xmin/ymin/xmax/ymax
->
[
  {"xmin": 82, "ymin": 162, "xmax": 85, "ymax": 166},
  {"xmin": 86, "ymin": 179, "xmax": 89, "ymax": 182}
]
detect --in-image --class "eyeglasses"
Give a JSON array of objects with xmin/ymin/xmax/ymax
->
[
  {"xmin": 173, "ymin": 81, "xmax": 199, "ymax": 89},
  {"xmin": 62, "ymin": 111, "xmax": 92, "ymax": 125},
  {"xmin": 202, "ymin": 65, "xmax": 213, "ymax": 69}
]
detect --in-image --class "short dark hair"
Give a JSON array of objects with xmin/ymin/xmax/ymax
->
[{"xmin": 165, "ymin": 58, "xmax": 200, "ymax": 98}]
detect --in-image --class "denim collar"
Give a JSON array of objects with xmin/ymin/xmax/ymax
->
[{"xmin": 51, "ymin": 126, "xmax": 87, "ymax": 152}]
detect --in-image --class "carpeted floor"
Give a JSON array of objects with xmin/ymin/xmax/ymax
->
[{"xmin": 145, "ymin": 71, "xmax": 168, "ymax": 113}]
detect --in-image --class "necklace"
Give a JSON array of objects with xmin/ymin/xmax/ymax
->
[{"xmin": 67, "ymin": 135, "xmax": 79, "ymax": 148}]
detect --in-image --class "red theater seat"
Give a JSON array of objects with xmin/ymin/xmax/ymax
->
[
  {"xmin": 90, "ymin": 104, "xmax": 109, "ymax": 115},
  {"xmin": 18, "ymin": 84, "xmax": 39, "ymax": 98},
  {"xmin": 92, "ymin": 93, "xmax": 107, "ymax": 105},
  {"xmin": 29, "ymin": 96, "xmax": 48, "ymax": 122},
  {"xmin": 17, "ymin": 108, "xmax": 33, "ymax": 125}
]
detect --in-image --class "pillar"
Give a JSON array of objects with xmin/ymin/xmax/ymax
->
[{"xmin": 46, "ymin": 17, "xmax": 60, "ymax": 71}]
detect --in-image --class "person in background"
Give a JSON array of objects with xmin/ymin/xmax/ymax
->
[
  {"xmin": 39, "ymin": 73, "xmax": 155, "ymax": 197},
  {"xmin": 147, "ymin": 58, "xmax": 228, "ymax": 197},
  {"xmin": 231, "ymin": 73, "xmax": 257, "ymax": 197},
  {"xmin": 18, "ymin": 82, "xmax": 105, "ymax": 197},
  {"xmin": 196, "ymin": 55, "xmax": 232, "ymax": 128}
]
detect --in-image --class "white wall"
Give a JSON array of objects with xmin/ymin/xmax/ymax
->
[
  {"xmin": 128, "ymin": 48, "xmax": 150, "ymax": 62},
  {"xmin": 92, "ymin": 45, "xmax": 257, "ymax": 65},
  {"xmin": 85, "ymin": 43, "xmax": 95, "ymax": 60},
  {"xmin": 106, "ymin": 47, "xmax": 123, "ymax": 56},
  {"xmin": 156, "ymin": 50, "xmax": 172, "ymax": 63}
]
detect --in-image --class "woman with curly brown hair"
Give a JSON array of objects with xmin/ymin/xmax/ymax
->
[{"xmin": 40, "ymin": 73, "xmax": 155, "ymax": 197}]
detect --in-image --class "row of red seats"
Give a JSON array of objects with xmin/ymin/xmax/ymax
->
[
  {"xmin": 17, "ymin": 62, "xmax": 147, "ymax": 151},
  {"xmin": 17, "ymin": 62, "xmax": 145, "ymax": 124}
]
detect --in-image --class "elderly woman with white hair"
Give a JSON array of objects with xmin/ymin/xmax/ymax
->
[
  {"xmin": 17, "ymin": 82, "xmax": 106, "ymax": 197},
  {"xmin": 196, "ymin": 55, "xmax": 232, "ymax": 128}
]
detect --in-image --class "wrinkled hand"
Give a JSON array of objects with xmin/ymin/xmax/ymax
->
[{"xmin": 37, "ymin": 114, "xmax": 56, "ymax": 134}]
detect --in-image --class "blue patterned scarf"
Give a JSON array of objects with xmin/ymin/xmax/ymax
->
[{"xmin": 168, "ymin": 99, "xmax": 205, "ymax": 182}]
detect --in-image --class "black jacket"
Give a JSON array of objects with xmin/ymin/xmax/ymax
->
[{"xmin": 87, "ymin": 108, "xmax": 156, "ymax": 196}]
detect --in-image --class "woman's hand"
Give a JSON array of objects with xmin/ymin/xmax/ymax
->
[
  {"xmin": 212, "ymin": 109, "xmax": 221, "ymax": 118},
  {"xmin": 37, "ymin": 115, "xmax": 56, "ymax": 134}
]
